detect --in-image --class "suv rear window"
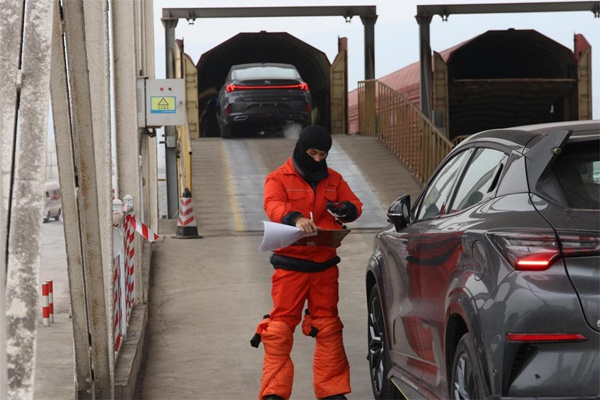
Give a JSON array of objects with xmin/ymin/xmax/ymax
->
[
  {"xmin": 552, "ymin": 139, "xmax": 600, "ymax": 210},
  {"xmin": 232, "ymin": 65, "xmax": 299, "ymax": 81}
]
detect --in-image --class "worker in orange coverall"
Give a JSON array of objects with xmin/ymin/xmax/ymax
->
[{"xmin": 250, "ymin": 125, "xmax": 363, "ymax": 400}]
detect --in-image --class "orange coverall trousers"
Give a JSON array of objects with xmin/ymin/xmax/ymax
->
[{"xmin": 256, "ymin": 266, "xmax": 351, "ymax": 400}]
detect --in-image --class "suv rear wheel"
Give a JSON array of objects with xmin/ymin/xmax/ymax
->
[{"xmin": 450, "ymin": 332, "xmax": 487, "ymax": 399}]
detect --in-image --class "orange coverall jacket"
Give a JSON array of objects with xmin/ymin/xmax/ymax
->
[{"xmin": 264, "ymin": 157, "xmax": 363, "ymax": 262}]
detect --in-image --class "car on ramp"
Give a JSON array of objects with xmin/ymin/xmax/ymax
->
[
  {"xmin": 217, "ymin": 63, "xmax": 312, "ymax": 138},
  {"xmin": 365, "ymin": 120, "xmax": 600, "ymax": 399}
]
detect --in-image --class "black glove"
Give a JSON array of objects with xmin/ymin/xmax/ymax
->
[{"xmin": 326, "ymin": 201, "xmax": 356, "ymax": 221}]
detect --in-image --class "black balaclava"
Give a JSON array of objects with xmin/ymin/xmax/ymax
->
[{"xmin": 292, "ymin": 125, "xmax": 332, "ymax": 182}]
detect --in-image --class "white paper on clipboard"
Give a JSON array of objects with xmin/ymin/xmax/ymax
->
[
  {"xmin": 257, "ymin": 221, "xmax": 317, "ymax": 251},
  {"xmin": 257, "ymin": 221, "xmax": 349, "ymax": 251}
]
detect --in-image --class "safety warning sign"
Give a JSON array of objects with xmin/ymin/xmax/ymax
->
[
  {"xmin": 150, "ymin": 96, "xmax": 176, "ymax": 114},
  {"xmin": 142, "ymin": 79, "xmax": 186, "ymax": 127}
]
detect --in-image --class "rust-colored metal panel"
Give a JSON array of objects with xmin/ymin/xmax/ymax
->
[
  {"xmin": 575, "ymin": 34, "xmax": 592, "ymax": 120},
  {"xmin": 433, "ymin": 51, "xmax": 449, "ymax": 136}
]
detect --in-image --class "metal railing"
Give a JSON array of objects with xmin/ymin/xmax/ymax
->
[{"xmin": 357, "ymin": 79, "xmax": 454, "ymax": 185}]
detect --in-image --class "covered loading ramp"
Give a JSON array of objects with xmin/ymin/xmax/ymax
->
[
  {"xmin": 163, "ymin": 6, "xmax": 376, "ymax": 215},
  {"xmin": 439, "ymin": 29, "xmax": 590, "ymax": 137},
  {"xmin": 349, "ymin": 29, "xmax": 592, "ymax": 139},
  {"xmin": 195, "ymin": 31, "xmax": 334, "ymax": 134}
]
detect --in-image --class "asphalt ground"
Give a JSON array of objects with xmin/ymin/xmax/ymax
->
[
  {"xmin": 33, "ymin": 133, "xmax": 423, "ymax": 399},
  {"xmin": 34, "ymin": 219, "xmax": 75, "ymax": 400},
  {"xmin": 139, "ymin": 134, "xmax": 422, "ymax": 399}
]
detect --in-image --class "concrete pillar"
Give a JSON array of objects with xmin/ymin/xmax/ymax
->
[
  {"xmin": 49, "ymin": 1, "xmax": 94, "ymax": 395},
  {"xmin": 0, "ymin": 0, "xmax": 23, "ymax": 226},
  {"xmin": 0, "ymin": 0, "xmax": 25, "ymax": 395},
  {"xmin": 2, "ymin": 0, "xmax": 54, "ymax": 398}
]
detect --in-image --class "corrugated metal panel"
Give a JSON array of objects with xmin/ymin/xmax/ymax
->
[
  {"xmin": 575, "ymin": 34, "xmax": 592, "ymax": 120},
  {"xmin": 433, "ymin": 51, "xmax": 449, "ymax": 135}
]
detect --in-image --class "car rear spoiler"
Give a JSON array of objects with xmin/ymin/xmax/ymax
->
[{"xmin": 524, "ymin": 129, "xmax": 571, "ymax": 191}]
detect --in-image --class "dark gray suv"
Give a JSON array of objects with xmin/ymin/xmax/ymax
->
[
  {"xmin": 365, "ymin": 120, "xmax": 599, "ymax": 399},
  {"xmin": 217, "ymin": 63, "xmax": 312, "ymax": 138}
]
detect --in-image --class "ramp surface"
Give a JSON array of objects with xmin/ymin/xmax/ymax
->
[{"xmin": 191, "ymin": 134, "xmax": 422, "ymax": 234}]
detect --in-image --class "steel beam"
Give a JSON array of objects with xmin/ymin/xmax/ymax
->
[
  {"xmin": 85, "ymin": 0, "xmax": 113, "ymax": 298},
  {"xmin": 360, "ymin": 15, "xmax": 378, "ymax": 80},
  {"xmin": 49, "ymin": 2, "xmax": 94, "ymax": 397},
  {"xmin": 417, "ymin": 1, "xmax": 600, "ymax": 18},
  {"xmin": 417, "ymin": 15, "xmax": 433, "ymax": 120},
  {"xmin": 162, "ymin": 6, "xmax": 377, "ymax": 20},
  {"xmin": 141, "ymin": 0, "xmax": 160, "ymax": 240},
  {"xmin": 84, "ymin": 0, "xmax": 114, "ymax": 395},
  {"xmin": 415, "ymin": 1, "xmax": 600, "ymax": 118},
  {"xmin": 61, "ymin": 0, "xmax": 111, "ymax": 397},
  {"xmin": 162, "ymin": 19, "xmax": 180, "ymax": 218},
  {"xmin": 161, "ymin": 5, "xmax": 377, "ymax": 82}
]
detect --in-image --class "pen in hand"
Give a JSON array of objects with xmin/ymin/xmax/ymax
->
[{"xmin": 299, "ymin": 211, "xmax": 317, "ymax": 234}]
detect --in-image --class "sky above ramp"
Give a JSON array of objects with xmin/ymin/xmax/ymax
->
[{"xmin": 153, "ymin": 0, "xmax": 600, "ymax": 119}]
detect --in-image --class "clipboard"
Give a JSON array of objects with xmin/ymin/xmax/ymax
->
[{"xmin": 293, "ymin": 229, "xmax": 351, "ymax": 248}]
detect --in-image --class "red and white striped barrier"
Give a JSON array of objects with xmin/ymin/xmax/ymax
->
[
  {"xmin": 125, "ymin": 214, "xmax": 159, "ymax": 242},
  {"xmin": 111, "ymin": 207, "xmax": 159, "ymax": 354},
  {"xmin": 42, "ymin": 282, "xmax": 50, "ymax": 326},
  {"xmin": 178, "ymin": 197, "xmax": 196, "ymax": 227},
  {"xmin": 113, "ymin": 251, "xmax": 122, "ymax": 352},
  {"xmin": 123, "ymin": 214, "xmax": 136, "ymax": 312},
  {"xmin": 47, "ymin": 280, "xmax": 54, "ymax": 323},
  {"xmin": 173, "ymin": 189, "xmax": 203, "ymax": 239}
]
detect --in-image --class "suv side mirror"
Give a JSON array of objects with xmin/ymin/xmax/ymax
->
[{"xmin": 387, "ymin": 195, "xmax": 411, "ymax": 231}]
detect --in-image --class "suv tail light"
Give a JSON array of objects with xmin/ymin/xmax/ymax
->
[
  {"xmin": 305, "ymin": 102, "xmax": 311, "ymax": 113},
  {"xmin": 556, "ymin": 231, "xmax": 600, "ymax": 257},
  {"xmin": 507, "ymin": 333, "xmax": 588, "ymax": 342},
  {"xmin": 489, "ymin": 230, "xmax": 600, "ymax": 271},
  {"xmin": 226, "ymin": 83, "xmax": 309, "ymax": 92}
]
